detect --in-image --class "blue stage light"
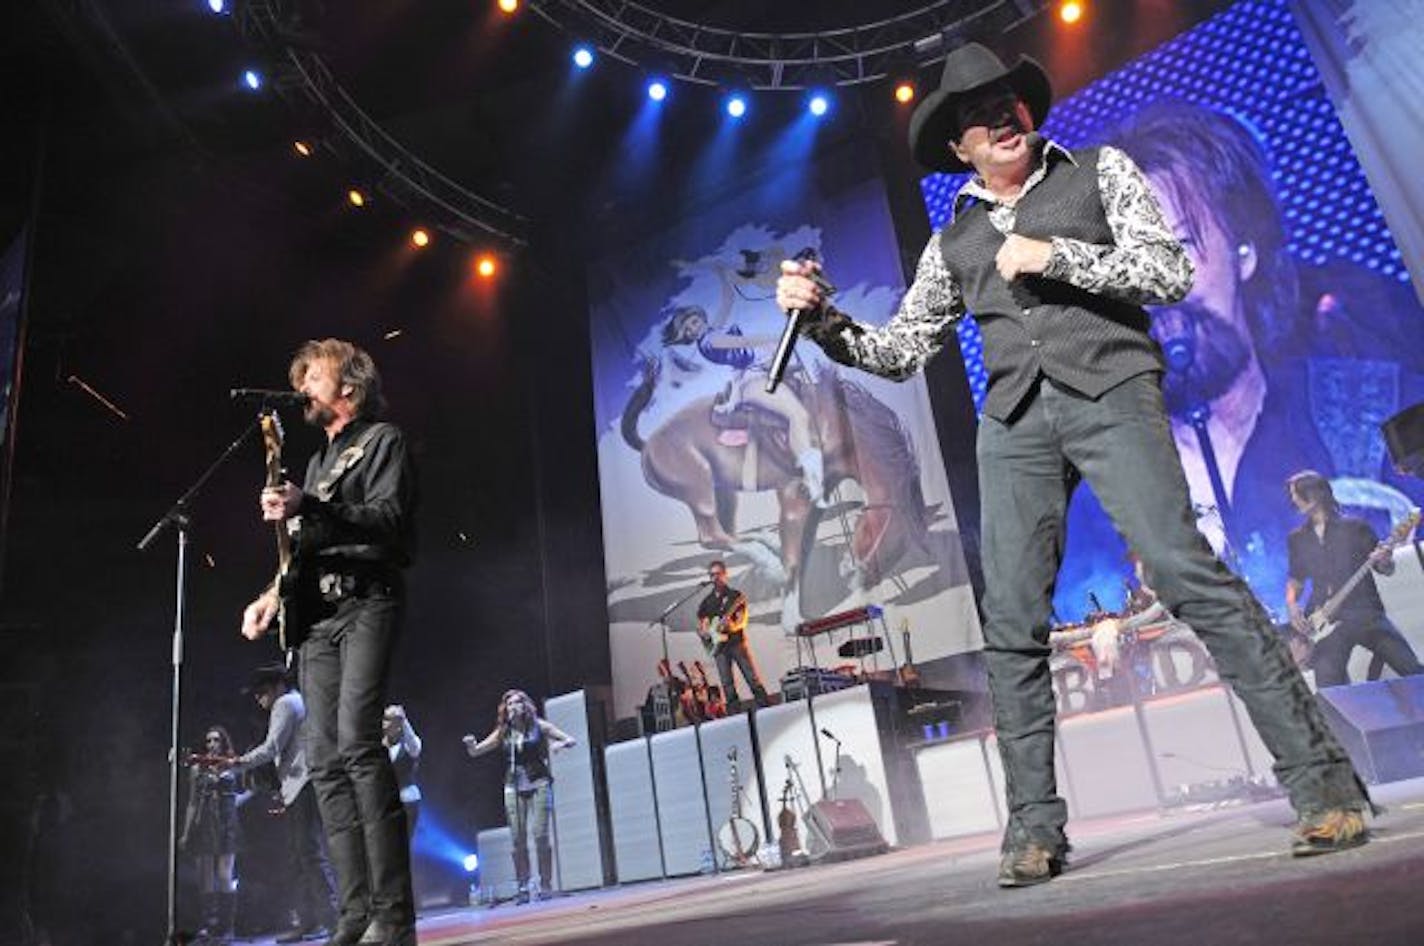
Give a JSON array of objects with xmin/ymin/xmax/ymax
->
[
  {"xmin": 242, "ymin": 69, "xmax": 263, "ymax": 92},
  {"xmin": 463, "ymin": 853, "xmax": 480, "ymax": 873},
  {"xmin": 573, "ymin": 46, "xmax": 594, "ymax": 69},
  {"xmin": 726, "ymin": 95, "xmax": 747, "ymax": 119},
  {"xmin": 207, "ymin": 0, "xmax": 228, "ymax": 13},
  {"xmin": 808, "ymin": 93, "xmax": 830, "ymax": 117},
  {"xmin": 647, "ymin": 79, "xmax": 669, "ymax": 102}
]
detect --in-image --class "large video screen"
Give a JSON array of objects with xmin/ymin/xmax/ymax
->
[{"xmin": 921, "ymin": 0, "xmax": 1424, "ymax": 622}]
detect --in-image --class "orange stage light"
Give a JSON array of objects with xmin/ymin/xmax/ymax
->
[
  {"xmin": 497, "ymin": 0, "xmax": 519, "ymax": 13},
  {"xmin": 894, "ymin": 82, "xmax": 915, "ymax": 104},
  {"xmin": 348, "ymin": 189, "xmax": 366, "ymax": 208},
  {"xmin": 475, "ymin": 255, "xmax": 498, "ymax": 278},
  {"xmin": 1060, "ymin": 1, "xmax": 1084, "ymax": 24},
  {"xmin": 293, "ymin": 140, "xmax": 312, "ymax": 157},
  {"xmin": 411, "ymin": 228, "xmax": 430, "ymax": 248}
]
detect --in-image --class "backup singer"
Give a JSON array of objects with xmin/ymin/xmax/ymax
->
[
  {"xmin": 180, "ymin": 725, "xmax": 240, "ymax": 944},
  {"xmin": 382, "ymin": 705, "xmax": 423, "ymax": 839},
  {"xmin": 463, "ymin": 690, "xmax": 576, "ymax": 903},
  {"xmin": 697, "ymin": 560, "xmax": 770, "ymax": 710},
  {"xmin": 776, "ymin": 43, "xmax": 1370, "ymax": 885},
  {"xmin": 241, "ymin": 338, "xmax": 418, "ymax": 946},
  {"xmin": 1285, "ymin": 470, "xmax": 1424, "ymax": 688},
  {"xmin": 226, "ymin": 663, "xmax": 337, "ymax": 943}
]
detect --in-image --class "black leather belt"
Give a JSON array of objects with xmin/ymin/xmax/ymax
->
[{"xmin": 316, "ymin": 566, "xmax": 399, "ymax": 602}]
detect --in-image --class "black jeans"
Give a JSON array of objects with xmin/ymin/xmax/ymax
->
[
  {"xmin": 977, "ymin": 375, "xmax": 1366, "ymax": 853},
  {"xmin": 299, "ymin": 592, "xmax": 414, "ymax": 930},
  {"xmin": 286, "ymin": 781, "xmax": 337, "ymax": 929},
  {"xmin": 1313, "ymin": 611, "xmax": 1424, "ymax": 688}
]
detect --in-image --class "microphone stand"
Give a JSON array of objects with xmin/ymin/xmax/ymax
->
[
  {"xmin": 1186, "ymin": 402, "xmax": 1244, "ymax": 568},
  {"xmin": 136, "ymin": 416, "xmax": 264, "ymax": 946},
  {"xmin": 821, "ymin": 730, "xmax": 844, "ymax": 801},
  {"xmin": 648, "ymin": 581, "xmax": 711, "ymax": 669}
]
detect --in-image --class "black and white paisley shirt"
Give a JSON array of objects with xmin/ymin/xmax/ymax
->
[{"xmin": 807, "ymin": 140, "xmax": 1193, "ymax": 381}]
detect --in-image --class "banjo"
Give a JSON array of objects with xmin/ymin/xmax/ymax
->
[{"xmin": 716, "ymin": 746, "xmax": 760, "ymax": 868}]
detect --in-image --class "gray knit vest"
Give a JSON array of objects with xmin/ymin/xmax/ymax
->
[{"xmin": 941, "ymin": 147, "xmax": 1163, "ymax": 421}]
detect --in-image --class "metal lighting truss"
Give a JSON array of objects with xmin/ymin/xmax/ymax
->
[
  {"xmin": 236, "ymin": 0, "xmax": 530, "ymax": 249},
  {"xmin": 527, "ymin": 0, "xmax": 1048, "ymax": 90}
]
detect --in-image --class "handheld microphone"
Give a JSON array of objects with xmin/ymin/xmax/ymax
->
[
  {"xmin": 231, "ymin": 388, "xmax": 310, "ymax": 408},
  {"xmin": 767, "ymin": 248, "xmax": 836, "ymax": 395}
]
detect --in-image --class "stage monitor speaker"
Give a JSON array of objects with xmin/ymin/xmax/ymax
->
[
  {"xmin": 1316, "ymin": 677, "xmax": 1424, "ymax": 784},
  {"xmin": 805, "ymin": 798, "xmax": 889, "ymax": 863}
]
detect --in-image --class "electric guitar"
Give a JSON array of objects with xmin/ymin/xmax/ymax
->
[
  {"xmin": 1300, "ymin": 509, "xmax": 1419, "ymax": 647},
  {"xmin": 260, "ymin": 412, "xmax": 306, "ymax": 651},
  {"xmin": 703, "ymin": 592, "xmax": 749, "ymax": 658}
]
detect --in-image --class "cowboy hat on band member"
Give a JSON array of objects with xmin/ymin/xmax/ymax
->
[
  {"xmin": 907, "ymin": 42, "xmax": 1053, "ymax": 173},
  {"xmin": 243, "ymin": 660, "xmax": 293, "ymax": 694}
]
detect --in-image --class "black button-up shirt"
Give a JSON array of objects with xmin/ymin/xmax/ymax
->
[
  {"xmin": 698, "ymin": 585, "xmax": 744, "ymax": 626},
  {"xmin": 1287, "ymin": 516, "xmax": 1384, "ymax": 618},
  {"xmin": 298, "ymin": 418, "xmax": 417, "ymax": 569}
]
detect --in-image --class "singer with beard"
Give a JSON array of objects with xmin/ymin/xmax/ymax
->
[
  {"xmin": 777, "ymin": 44, "xmax": 1369, "ymax": 886},
  {"xmin": 1058, "ymin": 100, "xmax": 1334, "ymax": 604},
  {"xmin": 239, "ymin": 338, "xmax": 418, "ymax": 946}
]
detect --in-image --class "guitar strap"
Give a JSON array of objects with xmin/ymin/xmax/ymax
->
[{"xmin": 313, "ymin": 423, "xmax": 388, "ymax": 502}]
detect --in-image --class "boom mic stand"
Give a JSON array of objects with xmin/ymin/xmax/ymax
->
[
  {"xmin": 136, "ymin": 416, "xmax": 264, "ymax": 945},
  {"xmin": 648, "ymin": 581, "xmax": 711, "ymax": 673}
]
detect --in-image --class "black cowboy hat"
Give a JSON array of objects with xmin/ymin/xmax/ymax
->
[
  {"xmin": 243, "ymin": 661, "xmax": 293, "ymax": 694},
  {"xmin": 908, "ymin": 42, "xmax": 1053, "ymax": 173}
]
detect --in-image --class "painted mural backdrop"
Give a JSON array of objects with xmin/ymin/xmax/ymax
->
[{"xmin": 589, "ymin": 150, "xmax": 981, "ymax": 717}]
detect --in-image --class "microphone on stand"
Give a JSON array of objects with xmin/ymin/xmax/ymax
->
[
  {"xmin": 230, "ymin": 388, "xmax": 310, "ymax": 408},
  {"xmin": 1152, "ymin": 307, "xmax": 1195, "ymax": 373},
  {"xmin": 819, "ymin": 727, "xmax": 841, "ymax": 743},
  {"xmin": 767, "ymin": 248, "xmax": 836, "ymax": 395}
]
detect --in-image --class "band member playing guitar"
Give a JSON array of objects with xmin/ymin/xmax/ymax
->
[
  {"xmin": 1284, "ymin": 470, "xmax": 1424, "ymax": 688},
  {"xmin": 239, "ymin": 339, "xmax": 417, "ymax": 946},
  {"xmin": 697, "ymin": 560, "xmax": 770, "ymax": 711}
]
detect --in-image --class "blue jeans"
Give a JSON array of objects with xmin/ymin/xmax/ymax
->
[{"xmin": 977, "ymin": 374, "xmax": 1365, "ymax": 853}]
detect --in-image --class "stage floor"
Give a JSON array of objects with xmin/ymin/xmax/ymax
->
[{"xmin": 253, "ymin": 779, "xmax": 1424, "ymax": 946}]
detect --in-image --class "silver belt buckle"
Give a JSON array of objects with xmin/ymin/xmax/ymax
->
[{"xmin": 318, "ymin": 573, "xmax": 344, "ymax": 599}]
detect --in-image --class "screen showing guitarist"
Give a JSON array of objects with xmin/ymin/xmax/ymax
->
[
  {"xmin": 1284, "ymin": 470, "xmax": 1424, "ymax": 688},
  {"xmin": 239, "ymin": 338, "xmax": 417, "ymax": 946},
  {"xmin": 696, "ymin": 560, "xmax": 770, "ymax": 711}
]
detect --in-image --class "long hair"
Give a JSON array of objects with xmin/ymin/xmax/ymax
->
[
  {"xmin": 288, "ymin": 338, "xmax": 387, "ymax": 419},
  {"xmin": 203, "ymin": 724, "xmax": 235, "ymax": 757},
  {"xmin": 1103, "ymin": 100, "xmax": 1303, "ymax": 354},
  {"xmin": 1287, "ymin": 469, "xmax": 1340, "ymax": 518},
  {"xmin": 496, "ymin": 689, "xmax": 537, "ymax": 736}
]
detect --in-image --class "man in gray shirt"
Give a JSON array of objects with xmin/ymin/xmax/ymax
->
[{"xmin": 229, "ymin": 663, "xmax": 337, "ymax": 942}]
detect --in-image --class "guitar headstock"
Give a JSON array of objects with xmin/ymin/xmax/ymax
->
[
  {"xmin": 1388, "ymin": 509, "xmax": 1421, "ymax": 546},
  {"xmin": 259, "ymin": 411, "xmax": 285, "ymax": 488}
]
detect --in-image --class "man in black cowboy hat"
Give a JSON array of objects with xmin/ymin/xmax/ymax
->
[
  {"xmin": 228, "ymin": 663, "xmax": 338, "ymax": 942},
  {"xmin": 777, "ymin": 42, "xmax": 1370, "ymax": 886}
]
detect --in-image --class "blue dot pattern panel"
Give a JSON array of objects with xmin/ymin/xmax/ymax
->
[{"xmin": 919, "ymin": 0, "xmax": 1410, "ymax": 413}]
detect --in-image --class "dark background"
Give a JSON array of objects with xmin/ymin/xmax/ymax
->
[{"xmin": 0, "ymin": 1, "xmax": 1233, "ymax": 941}]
